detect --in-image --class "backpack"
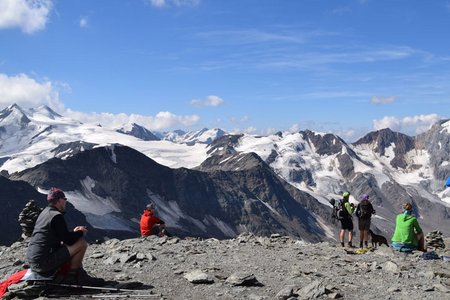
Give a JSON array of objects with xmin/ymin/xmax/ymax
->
[
  {"xmin": 358, "ymin": 201, "xmax": 372, "ymax": 219},
  {"xmin": 334, "ymin": 200, "xmax": 347, "ymax": 220}
]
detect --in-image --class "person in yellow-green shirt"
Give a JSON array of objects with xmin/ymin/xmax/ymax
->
[
  {"xmin": 391, "ymin": 202, "xmax": 426, "ymax": 252},
  {"xmin": 339, "ymin": 192, "xmax": 355, "ymax": 247}
]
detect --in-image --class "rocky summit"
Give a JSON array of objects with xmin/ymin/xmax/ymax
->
[{"xmin": 1, "ymin": 234, "xmax": 450, "ymax": 299}]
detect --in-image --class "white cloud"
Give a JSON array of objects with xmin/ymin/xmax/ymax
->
[
  {"xmin": 149, "ymin": 0, "xmax": 200, "ymax": 8},
  {"xmin": 373, "ymin": 114, "xmax": 440, "ymax": 135},
  {"xmin": 190, "ymin": 95, "xmax": 224, "ymax": 107},
  {"xmin": 79, "ymin": 16, "xmax": 88, "ymax": 28},
  {"xmin": 370, "ymin": 96, "xmax": 396, "ymax": 105},
  {"xmin": 0, "ymin": 73, "xmax": 63, "ymax": 109},
  {"xmin": 230, "ymin": 115, "xmax": 249, "ymax": 124},
  {"xmin": 65, "ymin": 110, "xmax": 200, "ymax": 131},
  {"xmin": 0, "ymin": 73, "xmax": 199, "ymax": 131},
  {"xmin": 0, "ymin": 0, "xmax": 53, "ymax": 34},
  {"xmin": 288, "ymin": 123, "xmax": 301, "ymax": 133}
]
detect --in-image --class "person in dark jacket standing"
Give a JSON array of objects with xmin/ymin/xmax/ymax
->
[
  {"xmin": 140, "ymin": 203, "xmax": 166, "ymax": 237},
  {"xmin": 355, "ymin": 194, "xmax": 376, "ymax": 248},
  {"xmin": 26, "ymin": 187, "xmax": 104, "ymax": 285}
]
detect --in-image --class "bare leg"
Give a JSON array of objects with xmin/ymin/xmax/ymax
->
[
  {"xmin": 340, "ymin": 229, "xmax": 345, "ymax": 243},
  {"xmin": 363, "ymin": 230, "xmax": 369, "ymax": 243},
  {"xmin": 66, "ymin": 238, "xmax": 88, "ymax": 269},
  {"xmin": 348, "ymin": 230, "xmax": 353, "ymax": 243}
]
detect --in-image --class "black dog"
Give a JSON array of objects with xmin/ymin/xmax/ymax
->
[{"xmin": 368, "ymin": 230, "xmax": 389, "ymax": 248}]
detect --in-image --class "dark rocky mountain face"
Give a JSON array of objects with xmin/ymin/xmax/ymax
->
[
  {"xmin": 8, "ymin": 145, "xmax": 332, "ymax": 243},
  {"xmin": 0, "ymin": 175, "xmax": 112, "ymax": 246},
  {"xmin": 0, "ymin": 176, "xmax": 46, "ymax": 246},
  {"xmin": 353, "ymin": 128, "xmax": 415, "ymax": 169},
  {"xmin": 117, "ymin": 123, "xmax": 160, "ymax": 141},
  {"xmin": 416, "ymin": 119, "xmax": 450, "ymax": 181},
  {"xmin": 206, "ymin": 134, "xmax": 242, "ymax": 156},
  {"xmin": 299, "ymin": 130, "xmax": 347, "ymax": 156},
  {"xmin": 51, "ymin": 141, "xmax": 98, "ymax": 159}
]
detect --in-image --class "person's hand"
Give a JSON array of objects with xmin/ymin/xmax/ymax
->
[
  {"xmin": 350, "ymin": 203, "xmax": 355, "ymax": 208},
  {"xmin": 74, "ymin": 226, "xmax": 88, "ymax": 234}
]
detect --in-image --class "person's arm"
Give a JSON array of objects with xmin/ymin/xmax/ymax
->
[
  {"xmin": 370, "ymin": 203, "xmax": 376, "ymax": 214},
  {"xmin": 355, "ymin": 204, "xmax": 360, "ymax": 217},
  {"xmin": 153, "ymin": 216, "xmax": 165, "ymax": 225},
  {"xmin": 50, "ymin": 214, "xmax": 83, "ymax": 246},
  {"xmin": 413, "ymin": 218, "xmax": 423, "ymax": 234}
]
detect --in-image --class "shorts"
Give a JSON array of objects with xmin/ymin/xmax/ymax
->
[
  {"xmin": 391, "ymin": 242, "xmax": 417, "ymax": 253},
  {"xmin": 29, "ymin": 246, "xmax": 70, "ymax": 276},
  {"xmin": 358, "ymin": 218, "xmax": 371, "ymax": 230},
  {"xmin": 340, "ymin": 218, "xmax": 353, "ymax": 231}
]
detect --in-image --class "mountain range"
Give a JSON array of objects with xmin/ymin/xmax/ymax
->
[{"xmin": 0, "ymin": 103, "xmax": 449, "ymax": 245}]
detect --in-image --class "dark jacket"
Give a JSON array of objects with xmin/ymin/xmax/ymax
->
[
  {"xmin": 27, "ymin": 206, "xmax": 82, "ymax": 266},
  {"xmin": 355, "ymin": 200, "xmax": 375, "ymax": 219}
]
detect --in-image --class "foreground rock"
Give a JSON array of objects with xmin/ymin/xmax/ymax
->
[{"xmin": 0, "ymin": 234, "xmax": 449, "ymax": 299}]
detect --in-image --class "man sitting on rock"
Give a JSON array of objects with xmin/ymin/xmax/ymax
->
[
  {"xmin": 140, "ymin": 203, "xmax": 166, "ymax": 237},
  {"xmin": 26, "ymin": 187, "xmax": 105, "ymax": 286}
]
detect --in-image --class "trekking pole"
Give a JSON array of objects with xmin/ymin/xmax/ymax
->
[
  {"xmin": 91, "ymin": 295, "xmax": 160, "ymax": 298},
  {"xmin": 36, "ymin": 282, "xmax": 143, "ymax": 293}
]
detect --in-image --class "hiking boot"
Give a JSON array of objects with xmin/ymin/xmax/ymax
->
[
  {"xmin": 348, "ymin": 242, "xmax": 354, "ymax": 248},
  {"xmin": 61, "ymin": 268, "xmax": 105, "ymax": 286},
  {"xmin": 359, "ymin": 241, "xmax": 363, "ymax": 248},
  {"xmin": 340, "ymin": 242, "xmax": 345, "ymax": 247},
  {"xmin": 77, "ymin": 268, "xmax": 106, "ymax": 286}
]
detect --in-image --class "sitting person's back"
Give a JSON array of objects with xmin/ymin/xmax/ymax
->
[
  {"xmin": 140, "ymin": 203, "xmax": 165, "ymax": 237},
  {"xmin": 391, "ymin": 202, "xmax": 426, "ymax": 252}
]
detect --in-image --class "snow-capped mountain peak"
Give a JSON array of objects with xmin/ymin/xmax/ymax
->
[
  {"xmin": 0, "ymin": 103, "xmax": 31, "ymax": 126},
  {"xmin": 28, "ymin": 105, "xmax": 62, "ymax": 121},
  {"xmin": 116, "ymin": 122, "xmax": 160, "ymax": 141}
]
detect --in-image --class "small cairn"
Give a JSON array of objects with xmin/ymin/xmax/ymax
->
[
  {"xmin": 425, "ymin": 230, "xmax": 446, "ymax": 250},
  {"xmin": 18, "ymin": 200, "xmax": 43, "ymax": 239}
]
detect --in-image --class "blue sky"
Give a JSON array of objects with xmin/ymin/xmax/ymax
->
[{"xmin": 1, "ymin": 0, "xmax": 450, "ymax": 141}]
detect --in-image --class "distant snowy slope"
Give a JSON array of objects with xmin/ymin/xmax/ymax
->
[
  {"xmin": 1, "ymin": 104, "xmax": 449, "ymax": 238},
  {"xmin": 160, "ymin": 128, "xmax": 225, "ymax": 144},
  {"xmin": 0, "ymin": 104, "xmax": 208, "ymax": 173}
]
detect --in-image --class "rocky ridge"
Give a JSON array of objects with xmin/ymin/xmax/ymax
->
[{"xmin": 1, "ymin": 234, "xmax": 450, "ymax": 299}]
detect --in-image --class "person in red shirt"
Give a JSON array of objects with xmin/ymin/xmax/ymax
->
[{"xmin": 140, "ymin": 203, "xmax": 166, "ymax": 237}]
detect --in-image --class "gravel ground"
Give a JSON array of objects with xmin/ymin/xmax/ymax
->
[{"xmin": 1, "ymin": 234, "xmax": 450, "ymax": 299}]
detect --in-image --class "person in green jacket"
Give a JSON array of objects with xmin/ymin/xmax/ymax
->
[{"xmin": 391, "ymin": 202, "xmax": 426, "ymax": 252}]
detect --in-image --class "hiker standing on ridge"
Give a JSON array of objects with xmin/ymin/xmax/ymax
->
[
  {"xmin": 26, "ymin": 188, "xmax": 104, "ymax": 286},
  {"xmin": 391, "ymin": 202, "xmax": 426, "ymax": 252},
  {"xmin": 339, "ymin": 192, "xmax": 355, "ymax": 247},
  {"xmin": 355, "ymin": 194, "xmax": 376, "ymax": 248},
  {"xmin": 140, "ymin": 203, "xmax": 166, "ymax": 237}
]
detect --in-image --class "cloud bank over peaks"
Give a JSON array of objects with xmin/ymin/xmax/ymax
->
[
  {"xmin": 66, "ymin": 110, "xmax": 200, "ymax": 131},
  {"xmin": 0, "ymin": 0, "xmax": 53, "ymax": 34},
  {"xmin": 373, "ymin": 114, "xmax": 440, "ymax": 135},
  {"xmin": 0, "ymin": 73, "xmax": 62, "ymax": 110},
  {"xmin": 0, "ymin": 72, "xmax": 199, "ymax": 131}
]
